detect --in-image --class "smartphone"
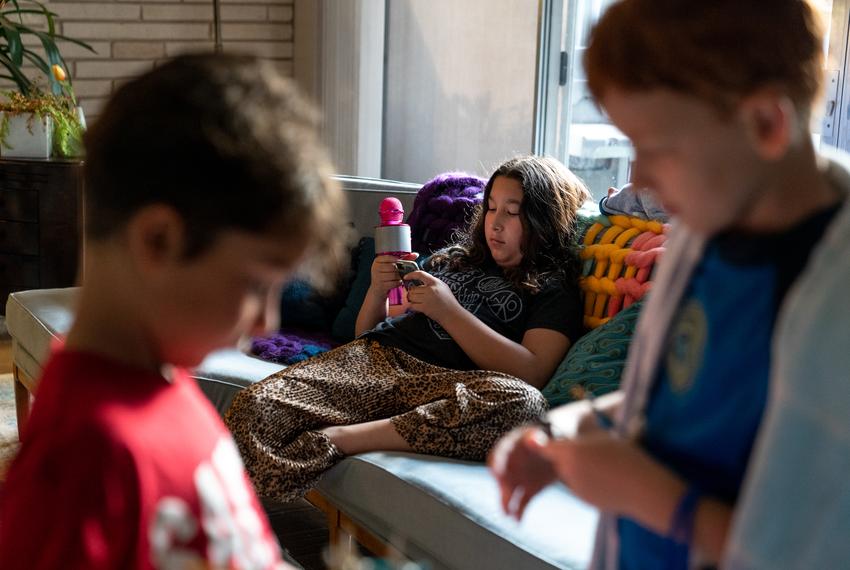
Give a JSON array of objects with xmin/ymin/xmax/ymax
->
[{"xmin": 394, "ymin": 260, "xmax": 423, "ymax": 288}]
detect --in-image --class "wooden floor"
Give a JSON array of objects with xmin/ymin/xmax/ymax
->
[
  {"xmin": 266, "ymin": 499, "xmax": 331, "ymax": 570},
  {"xmin": 0, "ymin": 338, "xmax": 11, "ymax": 375}
]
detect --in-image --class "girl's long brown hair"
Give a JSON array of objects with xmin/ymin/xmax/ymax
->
[{"xmin": 427, "ymin": 155, "xmax": 590, "ymax": 293}]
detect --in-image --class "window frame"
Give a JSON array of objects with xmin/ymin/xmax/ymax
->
[{"xmin": 535, "ymin": 0, "xmax": 850, "ymax": 160}]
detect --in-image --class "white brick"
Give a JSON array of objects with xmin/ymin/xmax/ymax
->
[
  {"xmin": 111, "ymin": 76, "xmax": 135, "ymax": 92},
  {"xmin": 17, "ymin": 13, "xmax": 48, "ymax": 29},
  {"xmin": 222, "ymin": 23, "xmax": 292, "ymax": 41},
  {"xmin": 113, "ymin": 42, "xmax": 166, "ymax": 59},
  {"xmin": 221, "ymin": 5, "xmax": 267, "ymax": 22},
  {"xmin": 268, "ymin": 6, "xmax": 293, "ymax": 22},
  {"xmin": 223, "ymin": 41, "xmax": 292, "ymax": 59},
  {"xmin": 79, "ymin": 96, "xmax": 106, "ymax": 116},
  {"xmin": 57, "ymin": 41, "xmax": 110, "ymax": 59},
  {"xmin": 68, "ymin": 79, "xmax": 112, "ymax": 98},
  {"xmin": 64, "ymin": 22, "xmax": 211, "ymax": 40},
  {"xmin": 51, "ymin": 3, "xmax": 141, "ymax": 21},
  {"xmin": 164, "ymin": 42, "xmax": 215, "ymax": 57},
  {"xmin": 76, "ymin": 59, "xmax": 153, "ymax": 79},
  {"xmin": 20, "ymin": 37, "xmax": 108, "ymax": 59},
  {"xmin": 142, "ymin": 4, "xmax": 212, "ymax": 21}
]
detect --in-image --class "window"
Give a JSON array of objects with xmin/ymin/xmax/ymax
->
[
  {"xmin": 295, "ymin": 0, "xmax": 539, "ymax": 184},
  {"xmin": 819, "ymin": 0, "xmax": 850, "ymax": 151},
  {"xmin": 540, "ymin": 0, "xmax": 846, "ymax": 200},
  {"xmin": 297, "ymin": 0, "xmax": 850, "ymax": 191},
  {"xmin": 538, "ymin": 0, "xmax": 627, "ymax": 200}
]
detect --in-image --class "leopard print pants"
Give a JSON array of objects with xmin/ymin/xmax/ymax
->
[{"xmin": 225, "ymin": 339, "xmax": 547, "ymax": 502}]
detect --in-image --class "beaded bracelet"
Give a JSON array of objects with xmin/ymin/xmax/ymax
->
[{"xmin": 669, "ymin": 485, "xmax": 701, "ymax": 545}]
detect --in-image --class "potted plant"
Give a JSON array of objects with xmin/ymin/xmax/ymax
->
[{"xmin": 0, "ymin": 0, "xmax": 94, "ymax": 158}]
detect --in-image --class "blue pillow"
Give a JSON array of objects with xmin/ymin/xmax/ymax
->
[
  {"xmin": 331, "ymin": 237, "xmax": 376, "ymax": 342},
  {"xmin": 279, "ymin": 279, "xmax": 331, "ymax": 330},
  {"xmin": 541, "ymin": 300, "xmax": 644, "ymax": 407}
]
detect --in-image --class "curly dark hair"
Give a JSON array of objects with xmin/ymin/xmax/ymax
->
[{"xmin": 426, "ymin": 155, "xmax": 590, "ymax": 292}]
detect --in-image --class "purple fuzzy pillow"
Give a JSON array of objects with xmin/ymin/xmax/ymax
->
[
  {"xmin": 251, "ymin": 327, "xmax": 338, "ymax": 365},
  {"xmin": 407, "ymin": 172, "xmax": 486, "ymax": 254}
]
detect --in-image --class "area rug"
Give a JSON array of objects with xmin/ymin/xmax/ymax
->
[{"xmin": 0, "ymin": 373, "xmax": 19, "ymax": 481}]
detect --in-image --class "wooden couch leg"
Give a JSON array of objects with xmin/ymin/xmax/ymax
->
[
  {"xmin": 306, "ymin": 489, "xmax": 342, "ymax": 547},
  {"xmin": 306, "ymin": 489, "xmax": 406, "ymax": 561},
  {"xmin": 13, "ymin": 364, "xmax": 31, "ymax": 440}
]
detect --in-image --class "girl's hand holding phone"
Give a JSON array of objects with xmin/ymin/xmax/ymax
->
[
  {"xmin": 404, "ymin": 271, "xmax": 461, "ymax": 323},
  {"xmin": 394, "ymin": 260, "xmax": 424, "ymax": 288},
  {"xmin": 368, "ymin": 254, "xmax": 419, "ymax": 299}
]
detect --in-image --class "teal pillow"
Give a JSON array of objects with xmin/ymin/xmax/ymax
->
[
  {"xmin": 541, "ymin": 300, "xmax": 644, "ymax": 407},
  {"xmin": 331, "ymin": 237, "xmax": 376, "ymax": 342},
  {"xmin": 279, "ymin": 279, "xmax": 335, "ymax": 331}
]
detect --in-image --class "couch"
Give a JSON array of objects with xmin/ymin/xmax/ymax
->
[{"xmin": 6, "ymin": 176, "xmax": 666, "ymax": 570}]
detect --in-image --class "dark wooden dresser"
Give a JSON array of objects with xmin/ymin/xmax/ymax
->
[{"xmin": 0, "ymin": 158, "xmax": 84, "ymax": 315}]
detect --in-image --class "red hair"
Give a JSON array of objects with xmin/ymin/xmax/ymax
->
[{"xmin": 584, "ymin": 0, "xmax": 825, "ymax": 118}]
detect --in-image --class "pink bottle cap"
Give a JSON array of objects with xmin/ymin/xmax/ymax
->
[{"xmin": 379, "ymin": 197, "xmax": 405, "ymax": 226}]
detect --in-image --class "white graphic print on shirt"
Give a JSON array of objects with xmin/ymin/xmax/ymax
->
[
  {"xmin": 428, "ymin": 268, "xmax": 523, "ymax": 340},
  {"xmin": 150, "ymin": 437, "xmax": 278, "ymax": 570}
]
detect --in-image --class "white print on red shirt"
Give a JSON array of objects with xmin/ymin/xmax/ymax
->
[{"xmin": 149, "ymin": 437, "xmax": 279, "ymax": 569}]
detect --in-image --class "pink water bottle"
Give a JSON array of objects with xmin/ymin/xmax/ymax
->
[{"xmin": 375, "ymin": 197, "xmax": 411, "ymax": 306}]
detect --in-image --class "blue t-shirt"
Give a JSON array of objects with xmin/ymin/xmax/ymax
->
[{"xmin": 618, "ymin": 204, "xmax": 841, "ymax": 570}]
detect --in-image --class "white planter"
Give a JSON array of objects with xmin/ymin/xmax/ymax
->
[
  {"xmin": 75, "ymin": 106, "xmax": 86, "ymax": 130},
  {"xmin": 1, "ymin": 112, "xmax": 53, "ymax": 159}
]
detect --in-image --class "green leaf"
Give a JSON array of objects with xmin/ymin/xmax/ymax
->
[
  {"xmin": 6, "ymin": 0, "xmax": 23, "ymax": 24},
  {"xmin": 5, "ymin": 26, "xmax": 21, "ymax": 67},
  {"xmin": 21, "ymin": 49, "xmax": 48, "ymax": 74},
  {"xmin": 32, "ymin": 31, "xmax": 61, "ymax": 94},
  {"xmin": 0, "ymin": 0, "xmax": 95, "ymax": 100},
  {"xmin": 0, "ymin": 50, "xmax": 31, "ymax": 94},
  {"xmin": 0, "ymin": 9, "xmax": 59, "ymax": 18},
  {"xmin": 26, "ymin": 0, "xmax": 55, "ymax": 36},
  {"xmin": 53, "ymin": 35, "xmax": 96, "ymax": 54}
]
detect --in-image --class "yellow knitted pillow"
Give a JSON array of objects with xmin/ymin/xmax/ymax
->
[{"xmin": 579, "ymin": 214, "xmax": 668, "ymax": 329}]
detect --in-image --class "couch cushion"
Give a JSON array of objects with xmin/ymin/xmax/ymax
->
[
  {"xmin": 193, "ymin": 349, "xmax": 284, "ymax": 414},
  {"xmin": 6, "ymin": 288, "xmax": 77, "ymax": 368},
  {"xmin": 542, "ymin": 300, "xmax": 643, "ymax": 407},
  {"xmin": 279, "ymin": 279, "xmax": 342, "ymax": 332},
  {"xmin": 316, "ymin": 452, "xmax": 598, "ymax": 570},
  {"xmin": 5, "ymin": 287, "xmax": 283, "ymax": 415}
]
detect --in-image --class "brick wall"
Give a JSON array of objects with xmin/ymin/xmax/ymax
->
[{"xmin": 38, "ymin": 0, "xmax": 294, "ymax": 121}]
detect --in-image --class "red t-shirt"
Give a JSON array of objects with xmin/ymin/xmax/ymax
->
[{"xmin": 0, "ymin": 350, "xmax": 286, "ymax": 569}]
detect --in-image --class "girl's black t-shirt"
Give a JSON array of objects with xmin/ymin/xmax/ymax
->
[{"xmin": 365, "ymin": 262, "xmax": 582, "ymax": 371}]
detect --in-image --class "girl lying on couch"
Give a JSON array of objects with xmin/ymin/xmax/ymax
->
[{"xmin": 226, "ymin": 155, "xmax": 591, "ymax": 501}]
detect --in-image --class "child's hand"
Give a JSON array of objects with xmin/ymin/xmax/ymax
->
[
  {"xmin": 404, "ymin": 270, "xmax": 460, "ymax": 323},
  {"xmin": 488, "ymin": 426, "xmax": 559, "ymax": 520},
  {"xmin": 531, "ymin": 433, "xmax": 646, "ymax": 512},
  {"xmin": 368, "ymin": 253, "xmax": 418, "ymax": 299},
  {"xmin": 526, "ymin": 432, "xmax": 682, "ymax": 528},
  {"xmin": 491, "ymin": 426, "xmax": 668, "ymax": 522}
]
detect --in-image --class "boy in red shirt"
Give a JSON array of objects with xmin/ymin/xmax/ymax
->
[{"xmin": 0, "ymin": 53, "xmax": 346, "ymax": 569}]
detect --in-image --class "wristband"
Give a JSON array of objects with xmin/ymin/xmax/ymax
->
[{"xmin": 668, "ymin": 485, "xmax": 701, "ymax": 545}]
